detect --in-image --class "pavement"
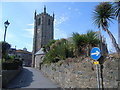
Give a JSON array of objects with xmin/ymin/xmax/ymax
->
[{"xmin": 6, "ymin": 67, "xmax": 60, "ymax": 89}]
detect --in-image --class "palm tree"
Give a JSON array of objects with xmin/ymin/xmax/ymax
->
[
  {"xmin": 93, "ymin": 2, "xmax": 120, "ymax": 53},
  {"xmin": 114, "ymin": 0, "xmax": 120, "ymax": 48},
  {"xmin": 72, "ymin": 33, "xmax": 86, "ymax": 57},
  {"xmin": 86, "ymin": 30, "xmax": 100, "ymax": 56},
  {"xmin": 72, "ymin": 31, "xmax": 99, "ymax": 57}
]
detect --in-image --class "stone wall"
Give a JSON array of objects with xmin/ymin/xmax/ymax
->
[
  {"xmin": 35, "ymin": 54, "xmax": 44, "ymax": 69},
  {"xmin": 41, "ymin": 57, "xmax": 118, "ymax": 88},
  {"xmin": 2, "ymin": 68, "xmax": 22, "ymax": 88}
]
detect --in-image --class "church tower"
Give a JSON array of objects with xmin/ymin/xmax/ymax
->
[{"xmin": 32, "ymin": 6, "xmax": 54, "ymax": 67}]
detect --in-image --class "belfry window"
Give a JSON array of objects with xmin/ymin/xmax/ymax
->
[
  {"xmin": 48, "ymin": 19, "xmax": 50, "ymax": 25},
  {"xmin": 38, "ymin": 18, "xmax": 41, "ymax": 25}
]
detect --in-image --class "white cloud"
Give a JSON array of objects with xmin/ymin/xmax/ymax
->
[
  {"xmin": 54, "ymin": 14, "xmax": 69, "ymax": 39},
  {"xmin": 24, "ymin": 23, "xmax": 34, "ymax": 38},
  {"xmin": 68, "ymin": 7, "xmax": 82, "ymax": 16},
  {"xmin": 27, "ymin": 23, "xmax": 34, "ymax": 26},
  {"xmin": 54, "ymin": 16, "xmax": 69, "ymax": 26},
  {"xmin": 24, "ymin": 28, "xmax": 34, "ymax": 38},
  {"xmin": 54, "ymin": 28, "xmax": 68, "ymax": 39},
  {"xmin": 24, "ymin": 28, "xmax": 34, "ymax": 35}
]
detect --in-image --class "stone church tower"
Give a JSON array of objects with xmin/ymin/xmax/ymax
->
[{"xmin": 32, "ymin": 6, "xmax": 54, "ymax": 67}]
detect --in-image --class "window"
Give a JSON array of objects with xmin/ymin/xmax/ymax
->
[
  {"xmin": 48, "ymin": 19, "xmax": 50, "ymax": 25},
  {"xmin": 38, "ymin": 18, "xmax": 41, "ymax": 25}
]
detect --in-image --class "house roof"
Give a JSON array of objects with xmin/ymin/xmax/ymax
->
[
  {"xmin": 16, "ymin": 50, "xmax": 32, "ymax": 54},
  {"xmin": 35, "ymin": 48, "xmax": 45, "ymax": 55}
]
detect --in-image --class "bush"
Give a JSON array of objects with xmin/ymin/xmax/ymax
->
[
  {"xmin": 43, "ymin": 39, "xmax": 57, "ymax": 52},
  {"xmin": 2, "ymin": 59, "xmax": 23, "ymax": 70},
  {"xmin": 43, "ymin": 39, "xmax": 74, "ymax": 63},
  {"xmin": 0, "ymin": 41, "xmax": 11, "ymax": 59},
  {"xmin": 43, "ymin": 49, "xmax": 57, "ymax": 63}
]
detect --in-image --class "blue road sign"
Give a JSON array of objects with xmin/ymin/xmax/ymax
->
[{"xmin": 91, "ymin": 47, "xmax": 101, "ymax": 60}]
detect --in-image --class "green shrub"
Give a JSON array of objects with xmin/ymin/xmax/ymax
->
[
  {"xmin": 2, "ymin": 59, "xmax": 23, "ymax": 70},
  {"xmin": 0, "ymin": 41, "xmax": 11, "ymax": 59},
  {"xmin": 43, "ymin": 49, "xmax": 57, "ymax": 63},
  {"xmin": 9, "ymin": 55, "xmax": 15, "ymax": 60},
  {"xmin": 43, "ymin": 40, "xmax": 57, "ymax": 52},
  {"xmin": 43, "ymin": 39, "xmax": 74, "ymax": 63}
]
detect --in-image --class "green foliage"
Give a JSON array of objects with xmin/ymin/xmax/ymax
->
[
  {"xmin": 0, "ymin": 41, "xmax": 23, "ymax": 70},
  {"xmin": 86, "ymin": 30, "xmax": 100, "ymax": 46},
  {"xmin": 43, "ymin": 39, "xmax": 74, "ymax": 63},
  {"xmin": 43, "ymin": 31, "xmax": 100, "ymax": 63},
  {"xmin": 72, "ymin": 33, "xmax": 87, "ymax": 57},
  {"xmin": 2, "ymin": 59, "xmax": 23, "ymax": 70},
  {"xmin": 93, "ymin": 2, "xmax": 120, "ymax": 53},
  {"xmin": 114, "ymin": 0, "xmax": 120, "ymax": 17},
  {"xmin": 43, "ymin": 49, "xmax": 57, "ymax": 63},
  {"xmin": 72, "ymin": 32, "xmax": 83, "ymax": 47},
  {"xmin": 2, "ymin": 56, "xmax": 23, "ymax": 70},
  {"xmin": 8, "ymin": 55, "xmax": 16, "ymax": 60},
  {"xmin": 0, "ymin": 41, "xmax": 11, "ymax": 59},
  {"xmin": 43, "ymin": 39, "xmax": 57, "ymax": 52},
  {"xmin": 72, "ymin": 30, "xmax": 100, "ymax": 57},
  {"xmin": 86, "ymin": 30, "xmax": 100, "ymax": 56},
  {"xmin": 93, "ymin": 2, "xmax": 115, "ymax": 29}
]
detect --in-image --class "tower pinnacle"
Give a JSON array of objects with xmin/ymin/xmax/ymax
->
[
  {"xmin": 53, "ymin": 12, "xmax": 55, "ymax": 20},
  {"xmin": 44, "ymin": 5, "xmax": 46, "ymax": 13},
  {"xmin": 34, "ymin": 10, "xmax": 37, "ymax": 19}
]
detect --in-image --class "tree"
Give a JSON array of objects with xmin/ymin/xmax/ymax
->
[
  {"xmin": 72, "ymin": 33, "xmax": 86, "ymax": 57},
  {"xmin": 43, "ymin": 39, "xmax": 73, "ymax": 63},
  {"xmin": 86, "ymin": 30, "xmax": 100, "ymax": 56},
  {"xmin": 114, "ymin": 0, "xmax": 120, "ymax": 48},
  {"xmin": 0, "ymin": 41, "xmax": 11, "ymax": 59},
  {"xmin": 72, "ymin": 31, "xmax": 100, "ymax": 57},
  {"xmin": 43, "ymin": 39, "xmax": 56, "ymax": 52},
  {"xmin": 93, "ymin": 2, "xmax": 120, "ymax": 53}
]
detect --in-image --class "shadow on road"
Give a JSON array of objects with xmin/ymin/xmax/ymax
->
[{"xmin": 6, "ymin": 67, "xmax": 34, "ymax": 89}]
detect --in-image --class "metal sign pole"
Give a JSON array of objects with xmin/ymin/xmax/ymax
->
[
  {"xmin": 96, "ymin": 64, "xmax": 100, "ymax": 90},
  {"xmin": 91, "ymin": 47, "xmax": 101, "ymax": 89}
]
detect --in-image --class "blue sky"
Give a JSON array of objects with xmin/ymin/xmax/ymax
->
[{"xmin": 0, "ymin": 2, "xmax": 118, "ymax": 53}]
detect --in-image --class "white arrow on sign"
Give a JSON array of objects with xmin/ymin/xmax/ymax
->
[{"xmin": 91, "ymin": 51, "xmax": 100, "ymax": 56}]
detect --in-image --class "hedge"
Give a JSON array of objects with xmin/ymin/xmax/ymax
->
[{"xmin": 2, "ymin": 60, "xmax": 23, "ymax": 70}]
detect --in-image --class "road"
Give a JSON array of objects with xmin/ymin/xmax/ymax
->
[{"xmin": 6, "ymin": 67, "xmax": 59, "ymax": 89}]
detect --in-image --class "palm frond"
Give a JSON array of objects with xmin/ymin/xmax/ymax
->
[
  {"xmin": 114, "ymin": 0, "xmax": 120, "ymax": 17},
  {"xmin": 92, "ymin": 2, "xmax": 115, "ymax": 29}
]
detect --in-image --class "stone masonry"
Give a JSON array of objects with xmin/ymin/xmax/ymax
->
[
  {"xmin": 32, "ymin": 6, "xmax": 54, "ymax": 67},
  {"xmin": 41, "ymin": 57, "xmax": 118, "ymax": 88}
]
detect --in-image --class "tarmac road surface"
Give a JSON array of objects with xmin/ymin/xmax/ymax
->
[{"xmin": 6, "ymin": 67, "xmax": 59, "ymax": 89}]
